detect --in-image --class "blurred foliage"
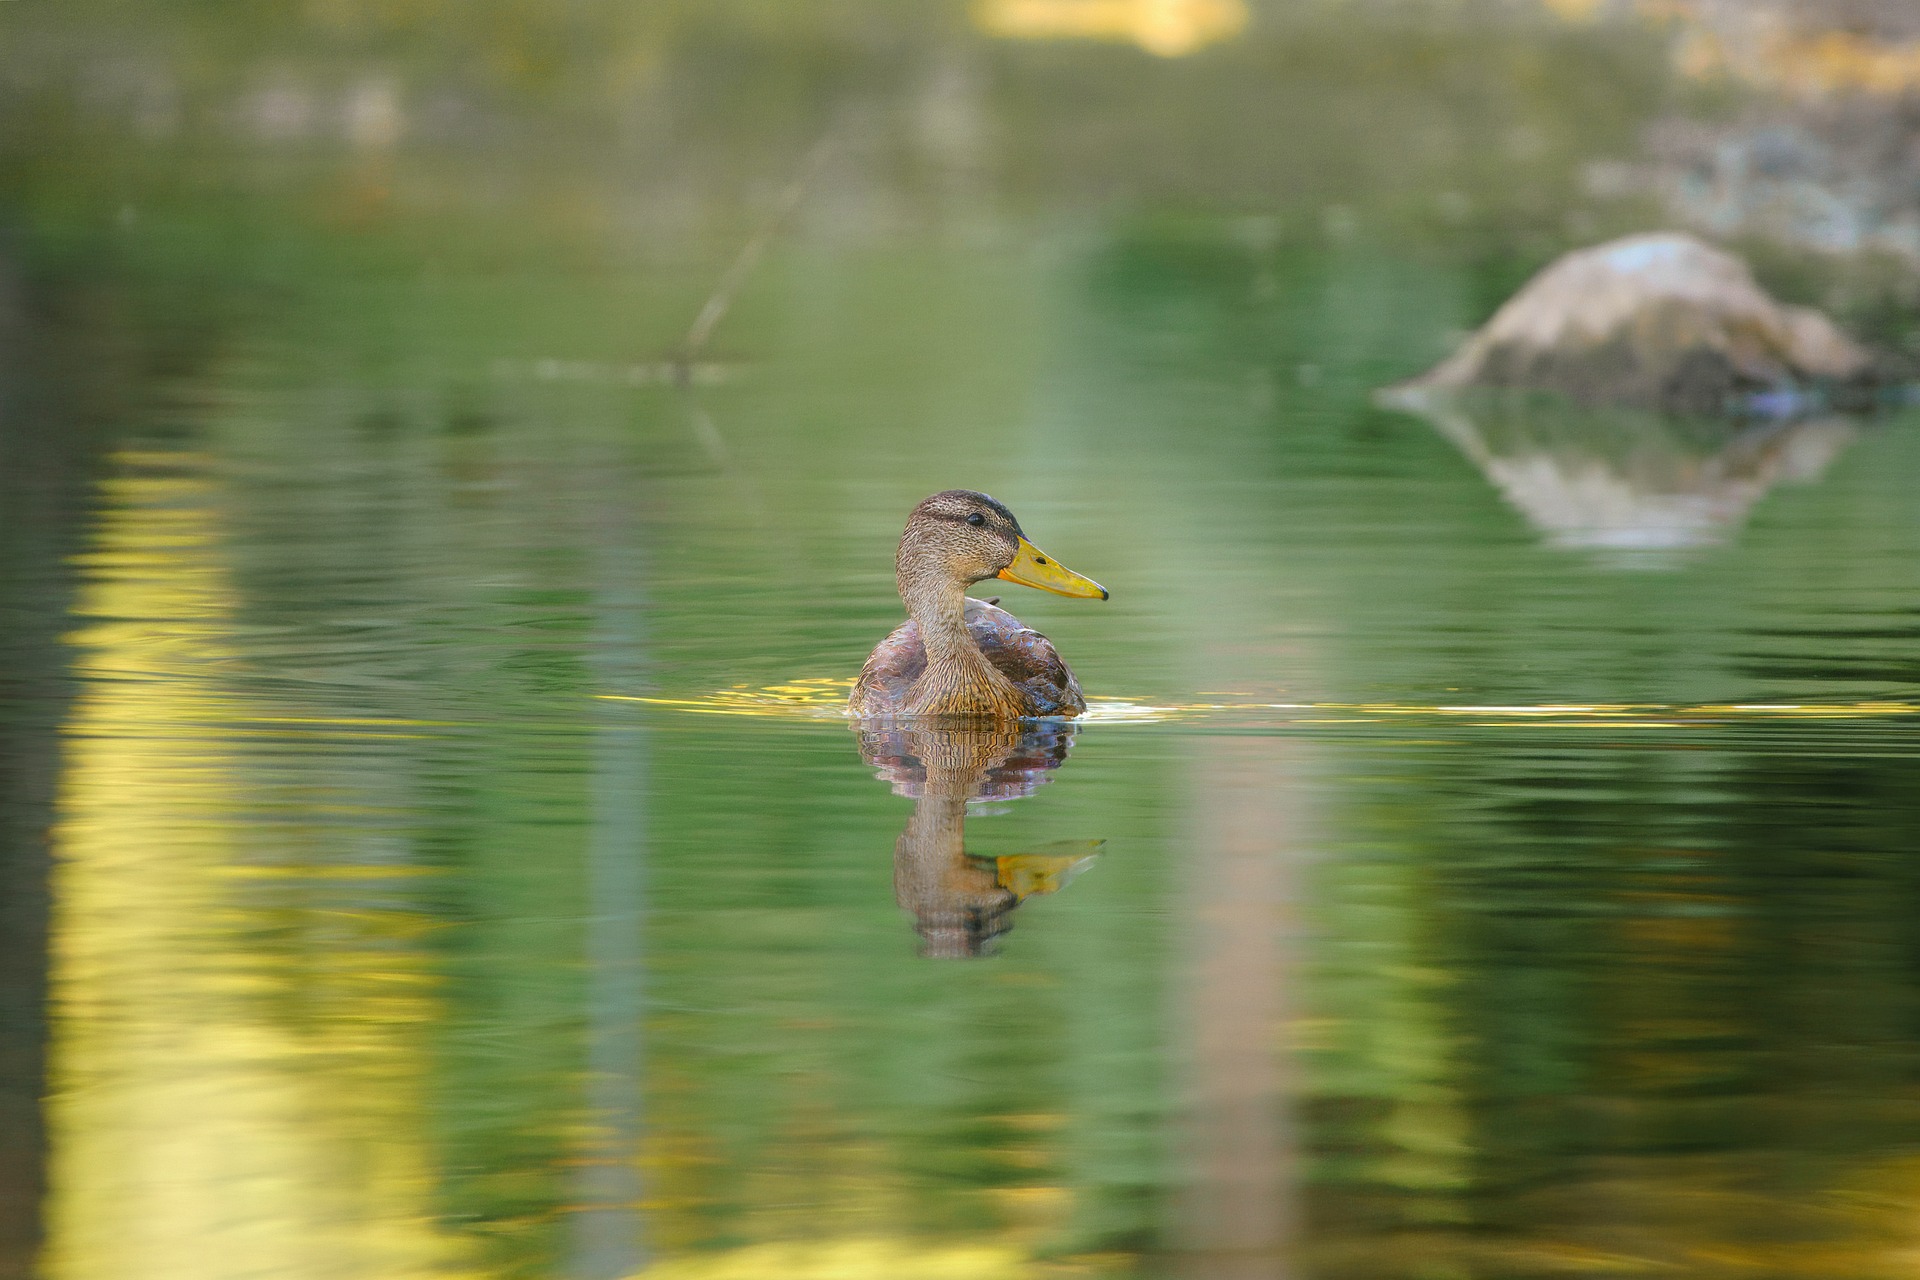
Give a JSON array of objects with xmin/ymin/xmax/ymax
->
[{"xmin": 0, "ymin": 0, "xmax": 1673, "ymax": 265}]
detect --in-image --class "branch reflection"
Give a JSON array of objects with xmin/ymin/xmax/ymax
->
[{"xmin": 857, "ymin": 722, "xmax": 1100, "ymax": 958}]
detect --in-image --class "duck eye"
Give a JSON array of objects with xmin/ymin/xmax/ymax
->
[{"xmin": 965, "ymin": 512, "xmax": 986, "ymax": 526}]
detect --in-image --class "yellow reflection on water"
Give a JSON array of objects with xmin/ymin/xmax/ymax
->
[
  {"xmin": 604, "ymin": 680, "xmax": 1184, "ymax": 723},
  {"xmin": 638, "ymin": 1237, "xmax": 1035, "ymax": 1279},
  {"xmin": 609, "ymin": 682, "xmax": 1920, "ymax": 729},
  {"xmin": 46, "ymin": 456, "xmax": 475, "ymax": 1280}
]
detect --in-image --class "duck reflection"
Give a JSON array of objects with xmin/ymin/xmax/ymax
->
[
  {"xmin": 857, "ymin": 721, "xmax": 1101, "ymax": 958},
  {"xmin": 1384, "ymin": 390, "xmax": 1858, "ymax": 557}
]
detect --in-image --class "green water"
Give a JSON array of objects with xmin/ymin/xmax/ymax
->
[{"xmin": 5, "ymin": 4, "xmax": 1920, "ymax": 1279}]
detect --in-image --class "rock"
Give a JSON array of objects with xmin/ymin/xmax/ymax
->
[{"xmin": 1396, "ymin": 233, "xmax": 1875, "ymax": 413}]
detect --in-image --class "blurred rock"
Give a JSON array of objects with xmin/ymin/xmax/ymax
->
[
  {"xmin": 1660, "ymin": 0, "xmax": 1920, "ymax": 97},
  {"xmin": 1635, "ymin": 105, "xmax": 1920, "ymax": 268},
  {"xmin": 1395, "ymin": 232, "xmax": 1874, "ymax": 413},
  {"xmin": 1555, "ymin": 2, "xmax": 1920, "ymax": 272}
]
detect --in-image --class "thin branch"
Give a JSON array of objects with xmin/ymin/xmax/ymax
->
[{"xmin": 672, "ymin": 134, "xmax": 835, "ymax": 382}]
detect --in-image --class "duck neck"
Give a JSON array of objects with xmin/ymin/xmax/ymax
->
[{"xmin": 901, "ymin": 572, "xmax": 984, "ymax": 669}]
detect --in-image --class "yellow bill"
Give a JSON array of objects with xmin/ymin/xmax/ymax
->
[{"xmin": 996, "ymin": 538, "xmax": 1108, "ymax": 599}]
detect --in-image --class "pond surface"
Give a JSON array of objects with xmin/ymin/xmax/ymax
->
[{"xmin": 4, "ymin": 7, "xmax": 1920, "ymax": 1280}]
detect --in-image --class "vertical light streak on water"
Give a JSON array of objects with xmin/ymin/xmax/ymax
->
[
  {"xmin": 568, "ymin": 506, "xmax": 649, "ymax": 1279},
  {"xmin": 1173, "ymin": 736, "xmax": 1308, "ymax": 1280},
  {"xmin": 45, "ymin": 457, "xmax": 467, "ymax": 1280}
]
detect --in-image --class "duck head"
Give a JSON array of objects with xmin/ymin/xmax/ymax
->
[{"xmin": 897, "ymin": 489, "xmax": 1108, "ymax": 600}]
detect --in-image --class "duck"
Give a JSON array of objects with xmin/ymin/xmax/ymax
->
[{"xmin": 849, "ymin": 490, "xmax": 1107, "ymax": 719}]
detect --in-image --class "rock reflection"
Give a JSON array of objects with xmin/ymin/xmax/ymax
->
[
  {"xmin": 857, "ymin": 722, "xmax": 1099, "ymax": 958},
  {"xmin": 1385, "ymin": 389, "xmax": 1859, "ymax": 558}
]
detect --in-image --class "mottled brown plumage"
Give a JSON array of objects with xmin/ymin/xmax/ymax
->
[{"xmin": 848, "ymin": 490, "xmax": 1106, "ymax": 719}]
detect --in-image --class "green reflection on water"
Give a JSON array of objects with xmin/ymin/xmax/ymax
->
[{"xmin": 7, "ymin": 4, "xmax": 1920, "ymax": 1278}]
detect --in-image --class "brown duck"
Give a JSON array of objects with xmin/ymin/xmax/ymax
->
[{"xmin": 849, "ymin": 490, "xmax": 1107, "ymax": 719}]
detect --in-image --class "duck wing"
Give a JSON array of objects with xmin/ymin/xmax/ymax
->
[
  {"xmin": 965, "ymin": 598, "xmax": 1086, "ymax": 717},
  {"xmin": 849, "ymin": 616, "xmax": 929, "ymax": 714}
]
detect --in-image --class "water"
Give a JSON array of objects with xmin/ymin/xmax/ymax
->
[{"xmin": 6, "ymin": 6, "xmax": 1920, "ymax": 1279}]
